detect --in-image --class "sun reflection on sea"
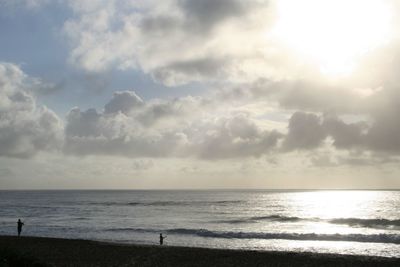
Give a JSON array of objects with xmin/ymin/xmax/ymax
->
[
  {"xmin": 291, "ymin": 190, "xmax": 381, "ymax": 218},
  {"xmin": 284, "ymin": 190, "xmax": 384, "ymax": 234}
]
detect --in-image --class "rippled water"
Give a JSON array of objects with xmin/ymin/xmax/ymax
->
[{"xmin": 0, "ymin": 190, "xmax": 399, "ymax": 257}]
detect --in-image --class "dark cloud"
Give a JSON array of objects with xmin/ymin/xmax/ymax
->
[
  {"xmin": 179, "ymin": 0, "xmax": 248, "ymax": 32},
  {"xmin": 322, "ymin": 116, "xmax": 367, "ymax": 149},
  {"xmin": 283, "ymin": 112, "xmax": 326, "ymax": 151},
  {"xmin": 282, "ymin": 112, "xmax": 368, "ymax": 152}
]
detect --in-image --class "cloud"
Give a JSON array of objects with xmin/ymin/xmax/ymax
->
[
  {"xmin": 62, "ymin": 80, "xmax": 400, "ymax": 161},
  {"xmin": 64, "ymin": 90, "xmax": 283, "ymax": 159},
  {"xmin": 1, "ymin": 64, "xmax": 399, "ymax": 167},
  {"xmin": 192, "ymin": 113, "xmax": 283, "ymax": 159},
  {"xmin": 365, "ymin": 86, "xmax": 400, "ymax": 152},
  {"xmin": 282, "ymin": 112, "xmax": 326, "ymax": 150},
  {"xmin": 0, "ymin": 63, "xmax": 63, "ymax": 158},
  {"xmin": 178, "ymin": 0, "xmax": 250, "ymax": 32},
  {"xmin": 151, "ymin": 57, "xmax": 231, "ymax": 86},
  {"xmin": 2, "ymin": 63, "xmax": 398, "ymax": 163},
  {"xmin": 322, "ymin": 116, "xmax": 367, "ymax": 149},
  {"xmin": 104, "ymin": 91, "xmax": 144, "ymax": 115},
  {"xmin": 281, "ymin": 111, "xmax": 368, "ymax": 153},
  {"xmin": 63, "ymin": 0, "xmax": 279, "ymax": 85}
]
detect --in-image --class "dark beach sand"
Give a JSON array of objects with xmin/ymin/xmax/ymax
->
[{"xmin": 0, "ymin": 236, "xmax": 399, "ymax": 267}]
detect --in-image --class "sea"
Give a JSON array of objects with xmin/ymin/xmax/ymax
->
[{"xmin": 0, "ymin": 190, "xmax": 399, "ymax": 257}]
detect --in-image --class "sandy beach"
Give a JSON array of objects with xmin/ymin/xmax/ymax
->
[{"xmin": 0, "ymin": 236, "xmax": 399, "ymax": 267}]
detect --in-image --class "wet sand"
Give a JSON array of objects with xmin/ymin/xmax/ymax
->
[{"xmin": 0, "ymin": 235, "xmax": 399, "ymax": 267}]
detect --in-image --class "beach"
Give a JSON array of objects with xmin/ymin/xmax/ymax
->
[{"xmin": 1, "ymin": 236, "xmax": 399, "ymax": 267}]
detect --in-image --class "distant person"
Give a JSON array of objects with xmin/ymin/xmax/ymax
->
[
  {"xmin": 159, "ymin": 233, "xmax": 167, "ymax": 245},
  {"xmin": 17, "ymin": 219, "xmax": 24, "ymax": 237}
]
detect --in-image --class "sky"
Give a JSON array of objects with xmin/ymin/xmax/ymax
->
[{"xmin": 1, "ymin": 0, "xmax": 400, "ymax": 189}]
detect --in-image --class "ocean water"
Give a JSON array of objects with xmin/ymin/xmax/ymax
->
[{"xmin": 0, "ymin": 190, "xmax": 399, "ymax": 257}]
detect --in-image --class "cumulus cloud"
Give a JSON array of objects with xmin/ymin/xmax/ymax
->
[
  {"xmin": 104, "ymin": 91, "xmax": 144, "ymax": 115},
  {"xmin": 283, "ymin": 112, "xmax": 326, "ymax": 151},
  {"xmin": 0, "ymin": 63, "xmax": 63, "ymax": 158},
  {"xmin": 64, "ymin": 90, "xmax": 283, "ymax": 159},
  {"xmin": 192, "ymin": 114, "xmax": 283, "ymax": 159},
  {"xmin": 60, "ymin": 80, "xmax": 400, "ymax": 161},
  {"xmin": 2, "ymin": 64, "xmax": 398, "ymax": 163},
  {"xmin": 282, "ymin": 111, "xmax": 368, "ymax": 152}
]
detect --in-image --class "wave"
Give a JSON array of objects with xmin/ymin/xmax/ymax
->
[
  {"xmin": 216, "ymin": 215, "xmax": 306, "ymax": 224},
  {"xmin": 251, "ymin": 215, "xmax": 305, "ymax": 222},
  {"xmin": 106, "ymin": 227, "xmax": 400, "ymax": 245},
  {"xmin": 329, "ymin": 218, "xmax": 400, "ymax": 228},
  {"xmin": 217, "ymin": 215, "xmax": 400, "ymax": 229},
  {"xmin": 89, "ymin": 200, "xmax": 245, "ymax": 207}
]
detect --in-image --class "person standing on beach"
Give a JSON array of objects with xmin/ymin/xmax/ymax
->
[
  {"xmin": 159, "ymin": 233, "xmax": 166, "ymax": 245},
  {"xmin": 17, "ymin": 219, "xmax": 24, "ymax": 237}
]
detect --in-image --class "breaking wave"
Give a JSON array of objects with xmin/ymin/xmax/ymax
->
[
  {"xmin": 217, "ymin": 215, "xmax": 400, "ymax": 229},
  {"xmin": 106, "ymin": 227, "xmax": 400, "ymax": 244},
  {"xmin": 329, "ymin": 218, "xmax": 400, "ymax": 228}
]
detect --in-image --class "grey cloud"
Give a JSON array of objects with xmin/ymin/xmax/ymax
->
[
  {"xmin": 282, "ymin": 112, "xmax": 369, "ymax": 152},
  {"xmin": 64, "ymin": 93, "xmax": 190, "ymax": 157},
  {"xmin": 179, "ymin": 0, "xmax": 248, "ymax": 32},
  {"xmin": 104, "ymin": 91, "xmax": 144, "ymax": 114},
  {"xmin": 219, "ymin": 80, "xmax": 400, "ymax": 156},
  {"xmin": 65, "ymin": 108, "xmax": 102, "ymax": 138},
  {"xmin": 136, "ymin": 101, "xmax": 180, "ymax": 126},
  {"xmin": 192, "ymin": 114, "xmax": 283, "ymax": 159},
  {"xmin": 64, "ymin": 91, "xmax": 283, "ymax": 159},
  {"xmin": 152, "ymin": 57, "xmax": 229, "ymax": 86},
  {"xmin": 365, "ymin": 89, "xmax": 400, "ymax": 152},
  {"xmin": 322, "ymin": 116, "xmax": 367, "ymax": 149},
  {"xmin": 142, "ymin": 0, "xmax": 255, "ymax": 34},
  {"xmin": 283, "ymin": 112, "xmax": 326, "ymax": 151},
  {"xmin": 29, "ymin": 79, "xmax": 400, "ymax": 162}
]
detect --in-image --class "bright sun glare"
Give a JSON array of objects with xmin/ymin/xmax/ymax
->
[{"xmin": 273, "ymin": 0, "xmax": 393, "ymax": 76}]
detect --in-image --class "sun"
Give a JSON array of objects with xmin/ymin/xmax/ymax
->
[{"xmin": 272, "ymin": 0, "xmax": 393, "ymax": 76}]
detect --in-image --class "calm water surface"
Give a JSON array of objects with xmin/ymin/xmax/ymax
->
[{"xmin": 0, "ymin": 190, "xmax": 399, "ymax": 257}]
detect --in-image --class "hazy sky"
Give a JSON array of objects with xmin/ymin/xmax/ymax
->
[{"xmin": 1, "ymin": 0, "xmax": 400, "ymax": 189}]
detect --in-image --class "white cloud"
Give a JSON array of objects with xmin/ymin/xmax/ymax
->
[
  {"xmin": 64, "ymin": 89, "xmax": 283, "ymax": 159},
  {"xmin": 63, "ymin": 0, "xmax": 297, "ymax": 85},
  {"xmin": 0, "ymin": 63, "xmax": 63, "ymax": 158}
]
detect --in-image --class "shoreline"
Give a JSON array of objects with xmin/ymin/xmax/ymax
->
[{"xmin": 1, "ymin": 235, "xmax": 400, "ymax": 266}]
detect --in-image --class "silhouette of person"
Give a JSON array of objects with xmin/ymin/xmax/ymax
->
[
  {"xmin": 159, "ymin": 233, "xmax": 166, "ymax": 245},
  {"xmin": 17, "ymin": 219, "xmax": 24, "ymax": 237}
]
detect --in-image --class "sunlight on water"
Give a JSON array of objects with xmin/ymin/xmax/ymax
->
[
  {"xmin": 0, "ymin": 190, "xmax": 399, "ymax": 257},
  {"xmin": 291, "ymin": 190, "xmax": 380, "ymax": 219}
]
